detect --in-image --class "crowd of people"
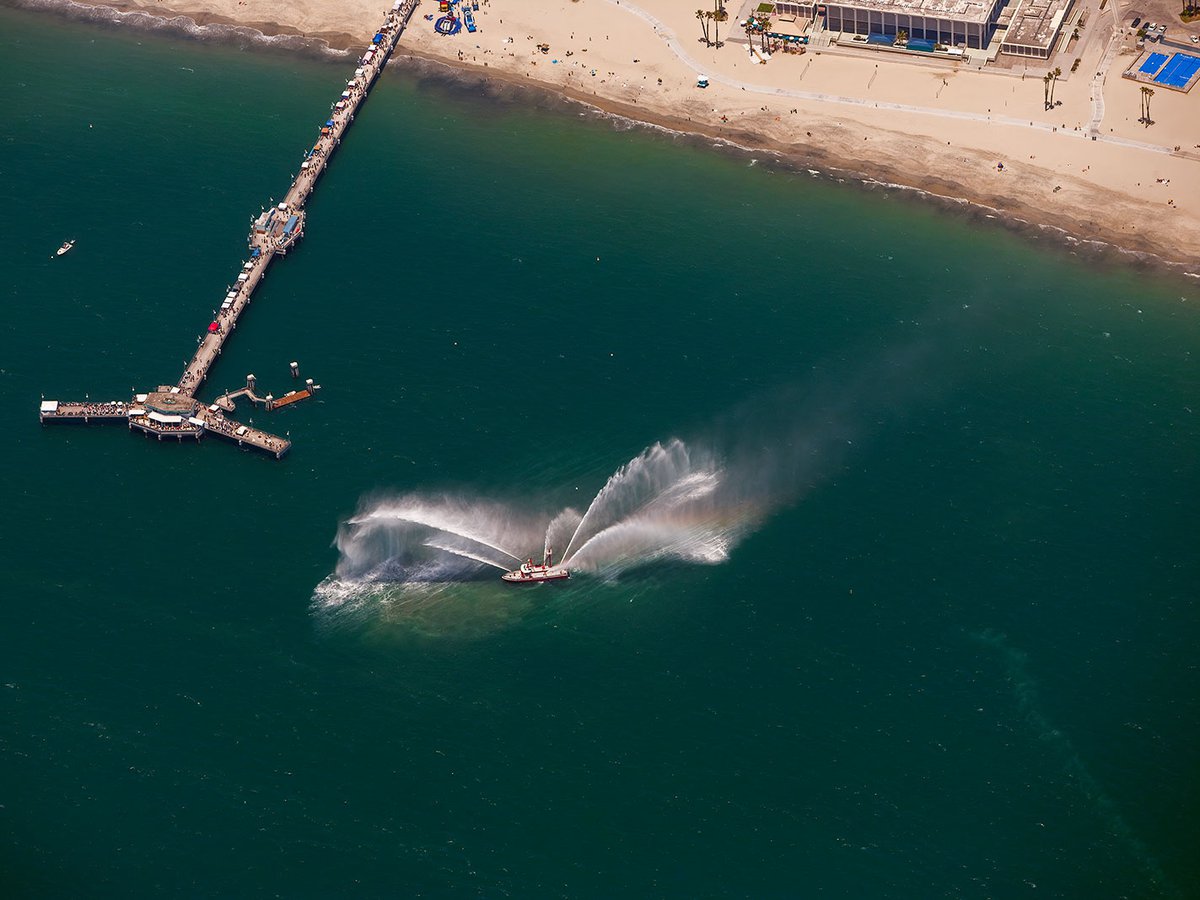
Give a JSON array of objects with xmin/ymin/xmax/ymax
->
[
  {"xmin": 57, "ymin": 401, "xmax": 128, "ymax": 418},
  {"xmin": 129, "ymin": 415, "xmax": 198, "ymax": 434},
  {"xmin": 200, "ymin": 412, "xmax": 288, "ymax": 455}
]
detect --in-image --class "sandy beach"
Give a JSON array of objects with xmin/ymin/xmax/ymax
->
[{"xmin": 30, "ymin": 0, "xmax": 1200, "ymax": 269}]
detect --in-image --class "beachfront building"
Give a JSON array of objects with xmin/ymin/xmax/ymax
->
[
  {"xmin": 773, "ymin": 0, "xmax": 1007, "ymax": 50},
  {"xmin": 998, "ymin": 0, "xmax": 1074, "ymax": 58}
]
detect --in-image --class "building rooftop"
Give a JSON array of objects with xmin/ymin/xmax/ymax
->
[
  {"xmin": 822, "ymin": 0, "xmax": 998, "ymax": 24},
  {"xmin": 1002, "ymin": 0, "xmax": 1073, "ymax": 49},
  {"xmin": 144, "ymin": 391, "xmax": 198, "ymax": 417}
]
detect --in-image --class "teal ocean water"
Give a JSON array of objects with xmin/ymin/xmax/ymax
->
[{"xmin": 2, "ymin": 5, "xmax": 1199, "ymax": 896}]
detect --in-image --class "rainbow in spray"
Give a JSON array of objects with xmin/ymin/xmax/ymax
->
[{"xmin": 329, "ymin": 439, "xmax": 762, "ymax": 590}]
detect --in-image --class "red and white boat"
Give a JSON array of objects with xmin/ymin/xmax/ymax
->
[{"xmin": 501, "ymin": 548, "xmax": 570, "ymax": 584}]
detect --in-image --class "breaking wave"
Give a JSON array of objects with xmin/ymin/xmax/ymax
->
[{"xmin": 9, "ymin": 0, "xmax": 356, "ymax": 59}]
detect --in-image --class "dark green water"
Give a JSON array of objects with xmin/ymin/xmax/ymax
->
[{"xmin": 2, "ymin": 6, "xmax": 1199, "ymax": 896}]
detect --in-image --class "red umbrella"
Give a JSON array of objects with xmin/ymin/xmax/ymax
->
[{"xmin": 208, "ymin": 321, "xmax": 220, "ymax": 333}]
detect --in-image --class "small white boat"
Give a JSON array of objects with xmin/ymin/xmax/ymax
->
[
  {"xmin": 501, "ymin": 548, "xmax": 570, "ymax": 584},
  {"xmin": 55, "ymin": 240, "xmax": 75, "ymax": 257}
]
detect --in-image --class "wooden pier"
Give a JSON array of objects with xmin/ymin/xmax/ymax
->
[
  {"xmin": 40, "ymin": 0, "xmax": 418, "ymax": 459},
  {"xmin": 212, "ymin": 373, "xmax": 321, "ymax": 414}
]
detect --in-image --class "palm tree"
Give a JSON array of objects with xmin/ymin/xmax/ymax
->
[
  {"xmin": 1142, "ymin": 86, "xmax": 1155, "ymax": 125},
  {"xmin": 1043, "ymin": 72, "xmax": 1052, "ymax": 110},
  {"xmin": 712, "ymin": 3, "xmax": 728, "ymax": 47},
  {"xmin": 697, "ymin": 9, "xmax": 710, "ymax": 46},
  {"xmin": 1049, "ymin": 66, "xmax": 1062, "ymax": 105},
  {"xmin": 758, "ymin": 16, "xmax": 773, "ymax": 50}
]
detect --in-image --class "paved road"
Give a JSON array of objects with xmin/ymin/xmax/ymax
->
[
  {"xmin": 602, "ymin": 0, "xmax": 1176, "ymax": 156},
  {"xmin": 1089, "ymin": 32, "xmax": 1122, "ymax": 134},
  {"xmin": 1087, "ymin": 0, "xmax": 1125, "ymax": 135}
]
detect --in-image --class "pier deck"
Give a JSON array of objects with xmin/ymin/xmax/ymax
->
[
  {"xmin": 39, "ymin": 400, "xmax": 130, "ymax": 423},
  {"xmin": 41, "ymin": 0, "xmax": 417, "ymax": 460}
]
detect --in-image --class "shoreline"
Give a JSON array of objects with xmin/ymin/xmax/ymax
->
[
  {"xmin": 394, "ymin": 49, "xmax": 1185, "ymax": 276},
  {"xmin": 5, "ymin": 0, "xmax": 362, "ymax": 58},
  {"xmin": 8, "ymin": 0, "xmax": 1199, "ymax": 276}
]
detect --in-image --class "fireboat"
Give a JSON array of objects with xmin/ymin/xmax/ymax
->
[{"xmin": 501, "ymin": 548, "xmax": 570, "ymax": 584}]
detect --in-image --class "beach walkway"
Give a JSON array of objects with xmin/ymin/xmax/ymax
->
[{"xmin": 41, "ymin": 1, "xmax": 418, "ymax": 460}]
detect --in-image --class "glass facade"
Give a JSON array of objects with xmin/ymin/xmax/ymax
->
[{"xmin": 798, "ymin": 0, "xmax": 1005, "ymax": 49}]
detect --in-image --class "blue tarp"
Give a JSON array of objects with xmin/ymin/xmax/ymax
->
[
  {"xmin": 326, "ymin": 119, "xmax": 335, "ymax": 127},
  {"xmin": 373, "ymin": 33, "xmax": 384, "ymax": 44},
  {"xmin": 251, "ymin": 248, "xmax": 261, "ymax": 258},
  {"xmin": 283, "ymin": 215, "xmax": 299, "ymax": 236},
  {"xmin": 908, "ymin": 38, "xmax": 936, "ymax": 51},
  {"xmin": 867, "ymin": 33, "xmax": 894, "ymax": 45}
]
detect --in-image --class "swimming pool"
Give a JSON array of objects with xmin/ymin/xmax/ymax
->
[
  {"xmin": 1154, "ymin": 52, "xmax": 1200, "ymax": 88},
  {"xmin": 1139, "ymin": 52, "xmax": 1168, "ymax": 74}
]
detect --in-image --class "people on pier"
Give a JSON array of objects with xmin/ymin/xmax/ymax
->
[{"xmin": 63, "ymin": 401, "xmax": 127, "ymax": 417}]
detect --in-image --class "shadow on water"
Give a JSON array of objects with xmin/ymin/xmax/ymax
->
[{"xmin": 311, "ymin": 556, "xmax": 694, "ymax": 641}]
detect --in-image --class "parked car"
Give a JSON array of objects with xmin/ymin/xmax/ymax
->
[
  {"xmin": 1192, "ymin": 34, "xmax": 1199, "ymax": 43},
  {"xmin": 1130, "ymin": 16, "xmax": 1140, "ymax": 27}
]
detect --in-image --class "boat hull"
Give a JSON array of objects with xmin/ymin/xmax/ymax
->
[{"xmin": 501, "ymin": 565, "xmax": 570, "ymax": 584}]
